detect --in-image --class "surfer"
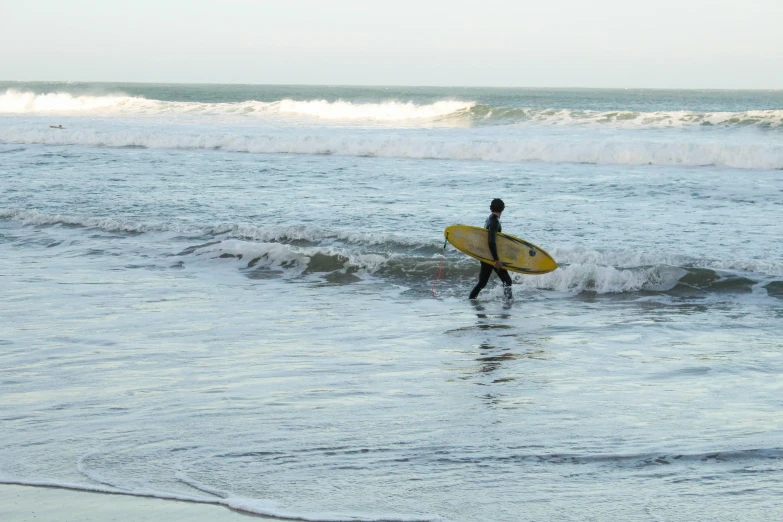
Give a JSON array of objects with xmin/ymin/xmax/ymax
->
[{"xmin": 469, "ymin": 198, "xmax": 513, "ymax": 300}]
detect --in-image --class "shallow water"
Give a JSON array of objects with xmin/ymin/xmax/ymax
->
[{"xmin": 1, "ymin": 83, "xmax": 782, "ymax": 521}]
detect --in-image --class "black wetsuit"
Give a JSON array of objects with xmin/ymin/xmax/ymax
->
[{"xmin": 469, "ymin": 213, "xmax": 513, "ymax": 299}]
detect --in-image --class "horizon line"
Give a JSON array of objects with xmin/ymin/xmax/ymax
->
[{"xmin": 1, "ymin": 79, "xmax": 782, "ymax": 92}]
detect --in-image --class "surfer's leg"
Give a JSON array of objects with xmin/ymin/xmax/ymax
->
[
  {"xmin": 495, "ymin": 268, "xmax": 513, "ymax": 299},
  {"xmin": 469, "ymin": 262, "xmax": 494, "ymax": 299}
]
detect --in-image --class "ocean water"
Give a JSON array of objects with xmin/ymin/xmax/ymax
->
[{"xmin": 1, "ymin": 82, "xmax": 782, "ymax": 521}]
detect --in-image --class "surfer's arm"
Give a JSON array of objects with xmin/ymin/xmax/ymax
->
[{"xmin": 487, "ymin": 223, "xmax": 500, "ymax": 262}]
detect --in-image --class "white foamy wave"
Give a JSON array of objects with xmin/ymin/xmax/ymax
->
[
  {"xmin": 0, "ymin": 89, "xmax": 277, "ymax": 116},
  {"xmin": 5, "ymin": 89, "xmax": 782, "ymax": 128},
  {"xmin": 4, "ymin": 210, "xmax": 780, "ymax": 282},
  {"xmin": 196, "ymin": 241, "xmax": 717, "ymax": 295},
  {"xmin": 3, "ymin": 128, "xmax": 782, "ymax": 169},
  {"xmin": 480, "ymin": 106, "xmax": 783, "ymax": 128},
  {"xmin": 516, "ymin": 264, "xmax": 688, "ymax": 294},
  {"xmin": 0, "ymin": 89, "xmax": 471, "ymax": 121},
  {"xmin": 190, "ymin": 239, "xmax": 391, "ymax": 276},
  {"xmin": 278, "ymin": 99, "xmax": 474, "ymax": 120},
  {"xmin": 548, "ymin": 245, "xmax": 783, "ymax": 278},
  {"xmin": 0, "ymin": 90, "xmax": 129, "ymax": 113},
  {"xmin": 547, "ymin": 245, "xmax": 693, "ymax": 268}
]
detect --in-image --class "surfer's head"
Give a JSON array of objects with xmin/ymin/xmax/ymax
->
[{"xmin": 490, "ymin": 198, "xmax": 505, "ymax": 213}]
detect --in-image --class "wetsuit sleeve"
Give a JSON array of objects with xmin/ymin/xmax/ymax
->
[{"xmin": 487, "ymin": 218, "xmax": 500, "ymax": 261}]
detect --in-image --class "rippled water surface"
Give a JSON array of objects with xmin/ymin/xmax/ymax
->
[{"xmin": 1, "ymin": 84, "xmax": 782, "ymax": 521}]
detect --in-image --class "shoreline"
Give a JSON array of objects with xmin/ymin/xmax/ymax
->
[{"xmin": 0, "ymin": 483, "xmax": 282, "ymax": 521}]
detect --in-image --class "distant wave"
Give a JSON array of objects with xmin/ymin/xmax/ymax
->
[
  {"xmin": 2, "ymin": 127, "xmax": 782, "ymax": 169},
  {"xmin": 469, "ymin": 105, "xmax": 783, "ymax": 128},
  {"xmin": 3, "ymin": 89, "xmax": 783, "ymax": 128},
  {"xmin": 277, "ymin": 99, "xmax": 474, "ymax": 121},
  {"xmin": 0, "ymin": 90, "xmax": 131, "ymax": 113},
  {"xmin": 0, "ymin": 89, "xmax": 472, "ymax": 121}
]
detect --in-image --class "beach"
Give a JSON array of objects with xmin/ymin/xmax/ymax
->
[
  {"xmin": 1, "ymin": 83, "xmax": 782, "ymax": 521},
  {"xmin": 0, "ymin": 484, "xmax": 279, "ymax": 521}
]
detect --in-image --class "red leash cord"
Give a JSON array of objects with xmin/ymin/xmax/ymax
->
[{"xmin": 431, "ymin": 237, "xmax": 448, "ymax": 297}]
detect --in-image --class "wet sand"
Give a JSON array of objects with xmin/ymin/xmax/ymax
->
[{"xmin": 0, "ymin": 485, "xmax": 280, "ymax": 522}]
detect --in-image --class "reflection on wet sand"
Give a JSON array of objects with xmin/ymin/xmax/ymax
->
[{"xmin": 443, "ymin": 300, "xmax": 551, "ymax": 406}]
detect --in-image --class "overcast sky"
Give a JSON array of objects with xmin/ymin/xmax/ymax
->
[{"xmin": 1, "ymin": 0, "xmax": 781, "ymax": 88}]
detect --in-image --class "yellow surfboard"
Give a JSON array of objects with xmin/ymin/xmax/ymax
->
[{"xmin": 444, "ymin": 225, "xmax": 558, "ymax": 274}]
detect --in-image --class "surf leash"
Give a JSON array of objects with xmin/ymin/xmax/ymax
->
[{"xmin": 431, "ymin": 237, "xmax": 449, "ymax": 297}]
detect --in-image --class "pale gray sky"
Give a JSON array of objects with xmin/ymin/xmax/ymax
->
[{"xmin": 1, "ymin": 0, "xmax": 781, "ymax": 88}]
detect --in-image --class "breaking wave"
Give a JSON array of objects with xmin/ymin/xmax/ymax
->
[
  {"xmin": 3, "ymin": 89, "xmax": 783, "ymax": 128},
  {"xmin": 191, "ymin": 239, "xmax": 779, "ymax": 296},
  {"xmin": 4, "ymin": 209, "xmax": 781, "ymax": 296},
  {"xmin": 0, "ymin": 89, "xmax": 472, "ymax": 121},
  {"xmin": 2, "ymin": 127, "xmax": 782, "ymax": 169},
  {"xmin": 470, "ymin": 105, "xmax": 783, "ymax": 128},
  {"xmin": 277, "ymin": 99, "xmax": 474, "ymax": 121}
]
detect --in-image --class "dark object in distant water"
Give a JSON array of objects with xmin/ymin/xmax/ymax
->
[{"xmin": 50, "ymin": 125, "xmax": 64, "ymax": 129}]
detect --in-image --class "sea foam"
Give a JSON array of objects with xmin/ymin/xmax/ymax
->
[
  {"xmin": 2, "ymin": 127, "xmax": 781, "ymax": 169},
  {"xmin": 4, "ymin": 209, "xmax": 781, "ymax": 281},
  {"xmin": 4, "ymin": 89, "xmax": 783, "ymax": 128},
  {"xmin": 0, "ymin": 89, "xmax": 471, "ymax": 121},
  {"xmin": 277, "ymin": 99, "xmax": 474, "ymax": 120}
]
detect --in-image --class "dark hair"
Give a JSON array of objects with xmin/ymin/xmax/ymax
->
[{"xmin": 490, "ymin": 198, "xmax": 505, "ymax": 212}]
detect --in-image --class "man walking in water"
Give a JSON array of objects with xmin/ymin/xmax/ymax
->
[{"xmin": 469, "ymin": 198, "xmax": 513, "ymax": 300}]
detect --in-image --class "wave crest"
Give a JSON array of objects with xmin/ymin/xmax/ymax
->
[
  {"xmin": 188, "ymin": 240, "xmax": 778, "ymax": 296},
  {"xmin": 278, "ymin": 99, "xmax": 474, "ymax": 120},
  {"xmin": 471, "ymin": 105, "xmax": 783, "ymax": 128},
  {"xmin": 0, "ymin": 89, "xmax": 472, "ymax": 121},
  {"xmin": 0, "ymin": 90, "xmax": 129, "ymax": 113},
  {"xmin": 4, "ymin": 89, "xmax": 783, "ymax": 128},
  {"xmin": 4, "ymin": 210, "xmax": 780, "ymax": 295}
]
